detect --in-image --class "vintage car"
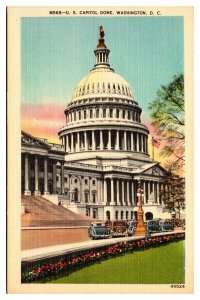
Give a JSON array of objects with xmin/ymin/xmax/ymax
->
[
  {"xmin": 110, "ymin": 220, "xmax": 128, "ymax": 237},
  {"xmin": 145, "ymin": 220, "xmax": 160, "ymax": 233},
  {"xmin": 127, "ymin": 220, "xmax": 138, "ymax": 236},
  {"xmin": 159, "ymin": 220, "xmax": 174, "ymax": 232},
  {"xmin": 88, "ymin": 222, "xmax": 111, "ymax": 240}
]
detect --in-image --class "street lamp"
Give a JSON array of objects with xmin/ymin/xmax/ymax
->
[{"xmin": 134, "ymin": 181, "xmax": 148, "ymax": 236}]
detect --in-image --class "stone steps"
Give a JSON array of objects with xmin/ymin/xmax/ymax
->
[{"xmin": 21, "ymin": 195, "xmax": 92, "ymax": 227}]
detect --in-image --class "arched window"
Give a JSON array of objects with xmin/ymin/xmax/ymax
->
[
  {"xmin": 118, "ymin": 84, "xmax": 121, "ymax": 94},
  {"xmin": 84, "ymin": 110, "xmax": 87, "ymax": 119},
  {"xmin": 96, "ymin": 108, "xmax": 99, "ymax": 118},
  {"xmin": 97, "ymin": 82, "xmax": 100, "ymax": 93},
  {"xmin": 122, "ymin": 85, "xmax": 125, "ymax": 95},
  {"xmin": 102, "ymin": 82, "xmax": 105, "ymax": 92},
  {"xmin": 122, "ymin": 110, "xmax": 125, "ymax": 119},
  {"xmin": 126, "ymin": 211, "xmax": 129, "ymax": 220},
  {"xmin": 121, "ymin": 211, "xmax": 124, "ymax": 220},
  {"xmin": 108, "ymin": 83, "xmax": 111, "ymax": 92},
  {"xmin": 106, "ymin": 211, "xmax": 111, "ymax": 221},
  {"xmin": 115, "ymin": 211, "xmax": 119, "ymax": 220},
  {"xmin": 113, "ymin": 83, "xmax": 116, "ymax": 93},
  {"xmin": 90, "ymin": 109, "xmax": 93, "ymax": 118}
]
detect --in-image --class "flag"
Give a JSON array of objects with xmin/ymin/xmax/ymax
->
[{"xmin": 152, "ymin": 138, "xmax": 160, "ymax": 148}]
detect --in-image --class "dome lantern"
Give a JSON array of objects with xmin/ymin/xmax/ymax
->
[{"xmin": 94, "ymin": 26, "xmax": 110, "ymax": 67}]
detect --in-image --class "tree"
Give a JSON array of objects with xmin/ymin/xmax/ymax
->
[
  {"xmin": 160, "ymin": 173, "xmax": 185, "ymax": 219},
  {"xmin": 148, "ymin": 74, "xmax": 184, "ymax": 171}
]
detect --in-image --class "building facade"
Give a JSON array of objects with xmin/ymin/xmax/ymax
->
[{"xmin": 21, "ymin": 27, "xmax": 171, "ymax": 221}]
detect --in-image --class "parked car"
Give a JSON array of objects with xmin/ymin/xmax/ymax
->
[
  {"xmin": 159, "ymin": 220, "xmax": 174, "ymax": 232},
  {"xmin": 127, "ymin": 220, "xmax": 138, "ymax": 236},
  {"xmin": 88, "ymin": 222, "xmax": 111, "ymax": 240},
  {"xmin": 145, "ymin": 220, "xmax": 160, "ymax": 233},
  {"xmin": 110, "ymin": 220, "xmax": 128, "ymax": 237}
]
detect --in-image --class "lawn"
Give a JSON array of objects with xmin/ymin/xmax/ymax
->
[{"xmin": 45, "ymin": 240, "xmax": 184, "ymax": 284}]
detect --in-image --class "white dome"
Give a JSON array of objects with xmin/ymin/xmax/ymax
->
[{"xmin": 71, "ymin": 67, "xmax": 133, "ymax": 102}]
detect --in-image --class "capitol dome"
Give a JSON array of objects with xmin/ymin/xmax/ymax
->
[
  {"xmin": 58, "ymin": 26, "xmax": 150, "ymax": 165},
  {"xmin": 71, "ymin": 67, "xmax": 133, "ymax": 102}
]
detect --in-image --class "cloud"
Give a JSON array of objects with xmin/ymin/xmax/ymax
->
[{"xmin": 21, "ymin": 103, "xmax": 66, "ymax": 143}]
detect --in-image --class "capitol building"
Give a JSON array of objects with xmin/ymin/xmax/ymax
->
[{"xmin": 21, "ymin": 27, "xmax": 170, "ymax": 221}]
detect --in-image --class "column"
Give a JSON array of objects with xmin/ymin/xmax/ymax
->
[
  {"xmin": 127, "ymin": 181, "xmax": 130, "ymax": 205},
  {"xmin": 34, "ymin": 156, "xmax": 40, "ymax": 195},
  {"xmin": 44, "ymin": 157, "xmax": 49, "ymax": 195},
  {"xmin": 92, "ymin": 130, "xmax": 96, "ymax": 150},
  {"xmin": 97, "ymin": 179, "xmax": 101, "ymax": 202},
  {"xmin": 110, "ymin": 178, "xmax": 114, "ymax": 205},
  {"xmin": 104, "ymin": 179, "xmax": 107, "ymax": 204},
  {"xmin": 141, "ymin": 134, "xmax": 144, "ymax": 152},
  {"xmin": 61, "ymin": 161, "xmax": 65, "ymax": 195},
  {"xmin": 161, "ymin": 183, "xmax": 164, "ymax": 205},
  {"xmin": 124, "ymin": 131, "xmax": 127, "ymax": 150},
  {"xmin": 71, "ymin": 133, "xmax": 74, "ymax": 152},
  {"xmin": 153, "ymin": 182, "xmax": 156, "ymax": 203},
  {"xmin": 77, "ymin": 132, "xmax": 80, "ymax": 151},
  {"xmin": 84, "ymin": 131, "xmax": 88, "ymax": 151},
  {"xmin": 132, "ymin": 181, "xmax": 135, "ymax": 205},
  {"xmin": 108, "ymin": 130, "xmax": 111, "ymax": 150},
  {"xmin": 116, "ymin": 179, "xmax": 120, "ymax": 205},
  {"xmin": 101, "ymin": 179, "xmax": 104, "ymax": 204},
  {"xmin": 66, "ymin": 135, "xmax": 69, "ymax": 152},
  {"xmin": 100, "ymin": 130, "xmax": 103, "ymax": 150},
  {"xmin": 52, "ymin": 160, "xmax": 57, "ymax": 194},
  {"xmin": 156, "ymin": 182, "xmax": 159, "ymax": 204},
  {"xmin": 136, "ymin": 133, "xmax": 139, "ymax": 151},
  {"xmin": 115, "ymin": 130, "xmax": 119, "ymax": 150},
  {"xmin": 122, "ymin": 180, "xmax": 125, "ymax": 205},
  {"xmin": 143, "ymin": 181, "xmax": 146, "ymax": 204},
  {"xmin": 131, "ymin": 132, "xmax": 134, "ymax": 151},
  {"xmin": 24, "ymin": 154, "xmax": 31, "ymax": 195},
  {"xmin": 148, "ymin": 181, "xmax": 151, "ymax": 204}
]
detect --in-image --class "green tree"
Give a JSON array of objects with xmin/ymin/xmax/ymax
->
[
  {"xmin": 148, "ymin": 74, "xmax": 184, "ymax": 170},
  {"xmin": 160, "ymin": 173, "xmax": 185, "ymax": 219}
]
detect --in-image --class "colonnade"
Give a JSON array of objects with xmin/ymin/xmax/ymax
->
[
  {"xmin": 103, "ymin": 178, "xmax": 163, "ymax": 206},
  {"xmin": 22, "ymin": 154, "xmax": 65, "ymax": 196},
  {"xmin": 67, "ymin": 106, "xmax": 140, "ymax": 123},
  {"xmin": 61, "ymin": 129, "xmax": 148, "ymax": 154}
]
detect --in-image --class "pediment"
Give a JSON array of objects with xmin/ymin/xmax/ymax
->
[
  {"xmin": 140, "ymin": 164, "xmax": 166, "ymax": 176},
  {"xmin": 21, "ymin": 131, "xmax": 51, "ymax": 149}
]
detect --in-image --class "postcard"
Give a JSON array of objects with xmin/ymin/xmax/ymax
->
[{"xmin": 7, "ymin": 6, "xmax": 193, "ymax": 294}]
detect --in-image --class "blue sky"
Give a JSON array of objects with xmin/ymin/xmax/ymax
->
[{"xmin": 21, "ymin": 16, "xmax": 183, "ymax": 120}]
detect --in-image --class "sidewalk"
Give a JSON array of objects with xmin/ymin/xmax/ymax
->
[{"xmin": 21, "ymin": 230, "xmax": 183, "ymax": 263}]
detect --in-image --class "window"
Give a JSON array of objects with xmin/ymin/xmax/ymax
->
[
  {"xmin": 103, "ymin": 108, "xmax": 106, "ymax": 118},
  {"xmin": 92, "ymin": 193, "xmax": 96, "ymax": 203},
  {"xmin": 123, "ymin": 110, "xmax": 125, "ymax": 119},
  {"xmin": 92, "ymin": 180, "xmax": 96, "ymax": 185},
  {"xmin": 79, "ymin": 111, "xmax": 81, "ymax": 120},
  {"xmin": 96, "ymin": 109, "xmax": 99, "ymax": 118},
  {"xmin": 74, "ymin": 112, "xmax": 76, "ymax": 121},
  {"xmin": 116, "ymin": 109, "xmax": 119, "ymax": 118},
  {"xmin": 84, "ymin": 110, "xmax": 87, "ymax": 119},
  {"xmin": 84, "ymin": 192, "xmax": 89, "ymax": 203},
  {"xmin": 90, "ymin": 109, "xmax": 93, "ymax": 118},
  {"xmin": 56, "ymin": 176, "xmax": 59, "ymax": 182},
  {"xmin": 64, "ymin": 177, "xmax": 68, "ymax": 183},
  {"xmin": 74, "ymin": 178, "xmax": 78, "ymax": 184},
  {"xmin": 110, "ymin": 109, "xmax": 113, "ymax": 118},
  {"xmin": 85, "ymin": 179, "xmax": 88, "ymax": 185},
  {"xmin": 128, "ymin": 111, "xmax": 130, "ymax": 120}
]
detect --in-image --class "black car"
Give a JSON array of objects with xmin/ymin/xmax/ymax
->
[{"xmin": 88, "ymin": 222, "xmax": 111, "ymax": 240}]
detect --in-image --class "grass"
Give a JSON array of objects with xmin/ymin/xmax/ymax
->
[{"xmin": 42, "ymin": 240, "xmax": 184, "ymax": 284}]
